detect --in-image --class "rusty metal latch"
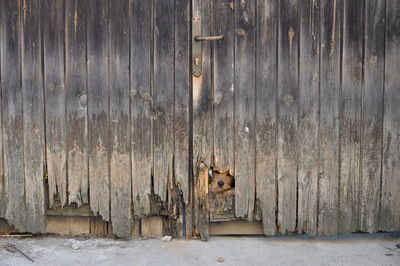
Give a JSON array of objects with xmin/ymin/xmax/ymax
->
[{"xmin": 195, "ymin": 35, "xmax": 224, "ymax": 41}]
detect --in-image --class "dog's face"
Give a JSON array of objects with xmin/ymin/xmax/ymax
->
[{"xmin": 210, "ymin": 170, "xmax": 234, "ymax": 193}]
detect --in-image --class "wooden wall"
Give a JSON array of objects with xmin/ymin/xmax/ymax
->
[{"xmin": 0, "ymin": 0, "xmax": 399, "ymax": 238}]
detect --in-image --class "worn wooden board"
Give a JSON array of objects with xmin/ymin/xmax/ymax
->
[
  {"xmin": 65, "ymin": 0, "xmax": 89, "ymax": 206},
  {"xmin": 153, "ymin": 0, "xmax": 175, "ymax": 202},
  {"xmin": 318, "ymin": 0, "xmax": 341, "ymax": 235},
  {"xmin": 277, "ymin": 0, "xmax": 299, "ymax": 234},
  {"xmin": 87, "ymin": 0, "xmax": 110, "ymax": 221},
  {"xmin": 0, "ymin": 0, "xmax": 27, "ymax": 232},
  {"xmin": 297, "ymin": 0, "xmax": 320, "ymax": 235},
  {"xmin": 109, "ymin": 0, "xmax": 133, "ymax": 238},
  {"xmin": 234, "ymin": 0, "xmax": 256, "ymax": 221},
  {"xmin": 360, "ymin": 0, "xmax": 385, "ymax": 233},
  {"xmin": 213, "ymin": 0, "xmax": 234, "ymax": 171},
  {"xmin": 0, "ymin": 0, "xmax": 4, "ymax": 218},
  {"xmin": 174, "ymin": 0, "xmax": 190, "ymax": 205},
  {"xmin": 131, "ymin": 0, "xmax": 152, "ymax": 217},
  {"xmin": 43, "ymin": 0, "xmax": 67, "ymax": 208},
  {"xmin": 21, "ymin": 0, "xmax": 46, "ymax": 233},
  {"xmin": 380, "ymin": 0, "xmax": 400, "ymax": 232},
  {"xmin": 255, "ymin": 0, "xmax": 278, "ymax": 236},
  {"xmin": 339, "ymin": 0, "xmax": 363, "ymax": 234}
]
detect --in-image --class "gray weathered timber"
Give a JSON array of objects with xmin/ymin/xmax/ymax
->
[
  {"xmin": 234, "ymin": 0, "xmax": 256, "ymax": 220},
  {"xmin": 153, "ymin": 0, "xmax": 175, "ymax": 202},
  {"xmin": 339, "ymin": 0, "xmax": 363, "ymax": 234},
  {"xmin": 380, "ymin": 0, "xmax": 400, "ymax": 232},
  {"xmin": 318, "ymin": 0, "xmax": 341, "ymax": 236},
  {"xmin": 43, "ymin": 0, "xmax": 67, "ymax": 209},
  {"xmin": 255, "ymin": 0, "xmax": 278, "ymax": 236},
  {"xmin": 131, "ymin": 0, "xmax": 152, "ymax": 217},
  {"xmin": 22, "ymin": 0, "xmax": 45, "ymax": 232},
  {"xmin": 0, "ymin": 0, "xmax": 4, "ymax": 219},
  {"xmin": 87, "ymin": 0, "xmax": 110, "ymax": 221},
  {"xmin": 213, "ymin": 0, "xmax": 235, "ymax": 171},
  {"xmin": 0, "ymin": 0, "xmax": 27, "ymax": 231},
  {"xmin": 360, "ymin": 0, "xmax": 385, "ymax": 233},
  {"xmin": 66, "ymin": 0, "xmax": 89, "ymax": 206},
  {"xmin": 277, "ymin": 0, "xmax": 299, "ymax": 234},
  {"xmin": 174, "ymin": 0, "xmax": 190, "ymax": 205},
  {"xmin": 298, "ymin": 0, "xmax": 320, "ymax": 236},
  {"xmin": 109, "ymin": 0, "xmax": 133, "ymax": 238}
]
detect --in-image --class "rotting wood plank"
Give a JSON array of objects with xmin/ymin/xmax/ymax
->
[
  {"xmin": 153, "ymin": 0, "xmax": 175, "ymax": 202},
  {"xmin": 190, "ymin": 0, "xmax": 213, "ymax": 239},
  {"xmin": 277, "ymin": 0, "xmax": 299, "ymax": 234},
  {"xmin": 380, "ymin": 0, "xmax": 400, "ymax": 232},
  {"xmin": 360, "ymin": 0, "xmax": 385, "ymax": 233},
  {"xmin": 109, "ymin": 0, "xmax": 133, "ymax": 238},
  {"xmin": 21, "ymin": 0, "xmax": 46, "ymax": 232},
  {"xmin": 234, "ymin": 0, "xmax": 256, "ymax": 221},
  {"xmin": 131, "ymin": 0, "xmax": 152, "ymax": 217},
  {"xmin": 318, "ymin": 0, "xmax": 341, "ymax": 236},
  {"xmin": 339, "ymin": 0, "xmax": 363, "ymax": 234},
  {"xmin": 43, "ymin": 0, "xmax": 67, "ymax": 209},
  {"xmin": 65, "ymin": 0, "xmax": 89, "ymax": 206},
  {"xmin": 87, "ymin": 0, "xmax": 110, "ymax": 221},
  {"xmin": 213, "ymin": 0, "xmax": 235, "ymax": 171},
  {"xmin": 297, "ymin": 0, "xmax": 320, "ymax": 235},
  {"xmin": 255, "ymin": 0, "xmax": 278, "ymax": 236},
  {"xmin": 0, "ymin": 0, "xmax": 27, "ymax": 231},
  {"xmin": 174, "ymin": 0, "xmax": 190, "ymax": 207}
]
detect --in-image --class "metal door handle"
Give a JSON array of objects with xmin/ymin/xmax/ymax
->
[{"xmin": 195, "ymin": 35, "xmax": 224, "ymax": 41}]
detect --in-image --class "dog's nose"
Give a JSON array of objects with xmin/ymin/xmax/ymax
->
[{"xmin": 217, "ymin": 180, "xmax": 224, "ymax": 187}]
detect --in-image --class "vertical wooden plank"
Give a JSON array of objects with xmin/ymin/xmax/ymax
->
[
  {"xmin": 255, "ymin": 0, "xmax": 278, "ymax": 236},
  {"xmin": 0, "ymin": 0, "xmax": 26, "ymax": 231},
  {"xmin": 43, "ymin": 0, "xmax": 67, "ymax": 208},
  {"xmin": 297, "ymin": 0, "xmax": 320, "ymax": 235},
  {"xmin": 131, "ymin": 0, "xmax": 152, "ymax": 217},
  {"xmin": 0, "ymin": 0, "xmax": 5, "ymax": 219},
  {"xmin": 381, "ymin": 0, "xmax": 400, "ymax": 232},
  {"xmin": 87, "ymin": 0, "xmax": 110, "ymax": 221},
  {"xmin": 174, "ymin": 0, "xmax": 190, "ymax": 207},
  {"xmin": 213, "ymin": 0, "xmax": 234, "ymax": 170},
  {"xmin": 339, "ymin": 0, "xmax": 363, "ymax": 234},
  {"xmin": 234, "ymin": 0, "xmax": 256, "ymax": 220},
  {"xmin": 318, "ymin": 0, "xmax": 341, "ymax": 235},
  {"xmin": 153, "ymin": 0, "xmax": 175, "ymax": 201},
  {"xmin": 277, "ymin": 0, "xmax": 299, "ymax": 233},
  {"xmin": 191, "ymin": 0, "xmax": 213, "ymax": 239},
  {"xmin": 65, "ymin": 0, "xmax": 88, "ymax": 206},
  {"xmin": 109, "ymin": 0, "xmax": 133, "ymax": 238},
  {"xmin": 22, "ymin": 0, "xmax": 46, "ymax": 232},
  {"xmin": 360, "ymin": 0, "xmax": 385, "ymax": 233}
]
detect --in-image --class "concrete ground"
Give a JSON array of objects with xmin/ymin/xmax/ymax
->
[{"xmin": 0, "ymin": 234, "xmax": 400, "ymax": 266}]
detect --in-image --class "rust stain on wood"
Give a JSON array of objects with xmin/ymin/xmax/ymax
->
[{"xmin": 289, "ymin": 27, "xmax": 295, "ymax": 50}]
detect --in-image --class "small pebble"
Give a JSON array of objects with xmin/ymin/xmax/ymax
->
[{"xmin": 217, "ymin": 257, "xmax": 224, "ymax": 263}]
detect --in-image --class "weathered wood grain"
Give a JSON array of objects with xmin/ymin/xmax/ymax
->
[
  {"xmin": 131, "ymin": 0, "xmax": 152, "ymax": 217},
  {"xmin": 339, "ymin": 0, "xmax": 363, "ymax": 234},
  {"xmin": 360, "ymin": 0, "xmax": 385, "ymax": 233},
  {"xmin": 277, "ymin": 0, "xmax": 299, "ymax": 233},
  {"xmin": 109, "ymin": 0, "xmax": 133, "ymax": 238},
  {"xmin": 255, "ymin": 0, "xmax": 278, "ymax": 236},
  {"xmin": 380, "ymin": 0, "xmax": 400, "ymax": 232},
  {"xmin": 0, "ymin": 0, "xmax": 3, "ymax": 219},
  {"xmin": 65, "ymin": 0, "xmax": 89, "ymax": 206},
  {"xmin": 0, "ymin": 0, "xmax": 27, "ymax": 231},
  {"xmin": 43, "ymin": 0, "xmax": 67, "ymax": 208},
  {"xmin": 190, "ymin": 0, "xmax": 213, "ymax": 239},
  {"xmin": 21, "ymin": 0, "xmax": 46, "ymax": 232},
  {"xmin": 174, "ymin": 0, "xmax": 190, "ymax": 206},
  {"xmin": 318, "ymin": 0, "xmax": 341, "ymax": 235},
  {"xmin": 234, "ymin": 0, "xmax": 256, "ymax": 221},
  {"xmin": 213, "ymin": 0, "xmax": 234, "ymax": 171},
  {"xmin": 153, "ymin": 0, "xmax": 175, "ymax": 202},
  {"xmin": 298, "ymin": 0, "xmax": 320, "ymax": 235},
  {"xmin": 87, "ymin": 0, "xmax": 110, "ymax": 221}
]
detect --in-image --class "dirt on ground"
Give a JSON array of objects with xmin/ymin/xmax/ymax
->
[{"xmin": 0, "ymin": 233, "xmax": 400, "ymax": 265}]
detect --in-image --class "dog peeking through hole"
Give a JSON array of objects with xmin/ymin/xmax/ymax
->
[{"xmin": 209, "ymin": 169, "xmax": 235, "ymax": 193}]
